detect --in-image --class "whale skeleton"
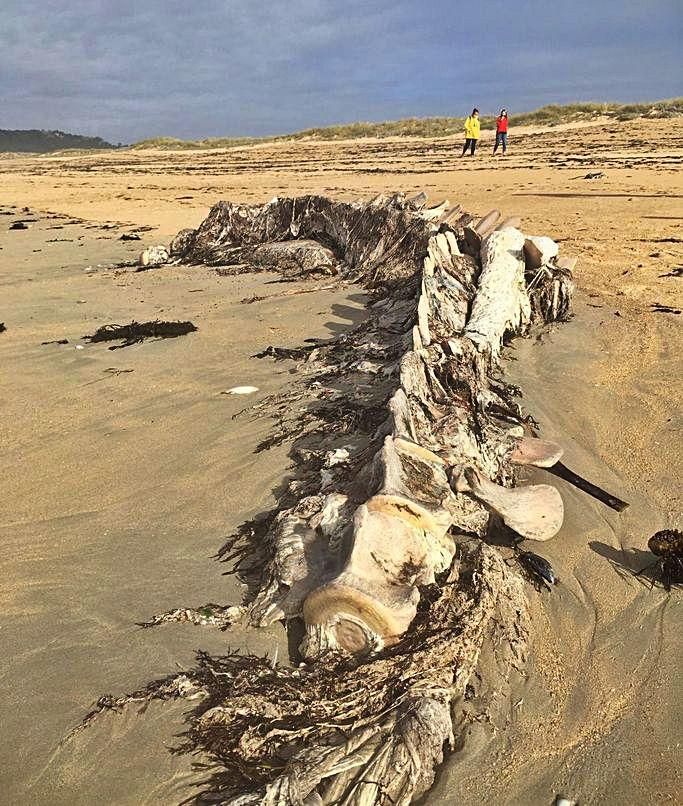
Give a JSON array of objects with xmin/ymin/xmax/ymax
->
[{"xmin": 86, "ymin": 192, "xmax": 582, "ymax": 805}]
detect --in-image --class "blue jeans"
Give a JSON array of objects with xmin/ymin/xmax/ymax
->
[{"xmin": 494, "ymin": 131, "xmax": 508, "ymax": 153}]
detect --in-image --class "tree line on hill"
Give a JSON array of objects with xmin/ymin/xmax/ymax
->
[{"xmin": 0, "ymin": 129, "xmax": 118, "ymax": 153}]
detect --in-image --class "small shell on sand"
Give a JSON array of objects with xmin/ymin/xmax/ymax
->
[
  {"xmin": 223, "ymin": 386, "xmax": 259, "ymax": 395},
  {"xmin": 555, "ymin": 798, "xmax": 577, "ymax": 806}
]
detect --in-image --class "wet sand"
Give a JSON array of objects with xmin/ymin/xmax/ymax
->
[
  {"xmin": 0, "ymin": 117, "xmax": 681, "ymax": 804},
  {"xmin": 432, "ymin": 299, "xmax": 681, "ymax": 804}
]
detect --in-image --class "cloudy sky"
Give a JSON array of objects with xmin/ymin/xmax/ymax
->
[{"xmin": 2, "ymin": 0, "xmax": 681, "ymax": 143}]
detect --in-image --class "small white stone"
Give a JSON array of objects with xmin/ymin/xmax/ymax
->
[{"xmin": 223, "ymin": 386, "xmax": 259, "ymax": 395}]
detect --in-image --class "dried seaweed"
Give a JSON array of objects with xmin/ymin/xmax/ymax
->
[
  {"xmin": 84, "ymin": 320, "xmax": 197, "ymax": 349},
  {"xmin": 71, "ymin": 544, "xmax": 527, "ymax": 805}
]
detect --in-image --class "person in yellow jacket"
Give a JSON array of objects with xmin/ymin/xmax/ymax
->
[{"xmin": 461, "ymin": 108, "xmax": 480, "ymax": 157}]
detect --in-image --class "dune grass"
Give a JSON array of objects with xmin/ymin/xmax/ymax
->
[{"xmin": 132, "ymin": 98, "xmax": 683, "ymax": 150}]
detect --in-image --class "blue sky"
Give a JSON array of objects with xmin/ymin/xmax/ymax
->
[{"xmin": 2, "ymin": 0, "xmax": 681, "ymax": 143}]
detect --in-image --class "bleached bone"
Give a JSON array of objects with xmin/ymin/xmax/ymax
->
[
  {"xmin": 139, "ymin": 245, "xmax": 169, "ymax": 267},
  {"xmin": 440, "ymin": 203, "xmax": 463, "ymax": 225},
  {"xmin": 302, "ymin": 437, "xmax": 462, "ymax": 656},
  {"xmin": 451, "ymin": 465, "xmax": 564, "ymax": 541},
  {"xmin": 417, "ymin": 287, "xmax": 431, "ymax": 346},
  {"xmin": 509, "ymin": 435, "xmax": 564, "ymax": 468},
  {"xmin": 495, "ymin": 216, "xmax": 522, "ymax": 231},
  {"xmin": 408, "ymin": 190, "xmax": 428, "ymax": 208},
  {"xmin": 523, "ymin": 235, "xmax": 559, "ymax": 270},
  {"xmin": 475, "ymin": 209, "xmax": 502, "ymax": 237},
  {"xmin": 420, "ymin": 200, "xmax": 449, "ymax": 220},
  {"xmin": 445, "ymin": 229, "xmax": 461, "ymax": 256},
  {"xmin": 434, "ymin": 232, "xmax": 451, "ymax": 263},
  {"xmin": 465, "ymin": 227, "xmax": 531, "ymax": 358}
]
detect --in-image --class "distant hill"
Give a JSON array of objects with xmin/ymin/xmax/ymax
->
[
  {"xmin": 133, "ymin": 97, "xmax": 683, "ymax": 150},
  {"xmin": 0, "ymin": 129, "xmax": 116, "ymax": 153}
]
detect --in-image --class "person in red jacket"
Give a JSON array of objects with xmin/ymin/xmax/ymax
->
[{"xmin": 493, "ymin": 108, "xmax": 508, "ymax": 155}]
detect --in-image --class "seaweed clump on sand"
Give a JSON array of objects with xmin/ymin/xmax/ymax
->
[{"xmin": 83, "ymin": 320, "xmax": 197, "ymax": 349}]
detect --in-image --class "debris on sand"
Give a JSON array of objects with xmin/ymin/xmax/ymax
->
[
  {"xmin": 241, "ymin": 282, "xmax": 338, "ymax": 304},
  {"xmin": 659, "ymin": 267, "xmax": 683, "ymax": 278},
  {"xmin": 222, "ymin": 386, "xmax": 259, "ymax": 395},
  {"xmin": 583, "ymin": 171, "xmax": 605, "ymax": 179},
  {"xmin": 137, "ymin": 245, "xmax": 169, "ymax": 270},
  {"xmin": 0, "ymin": 323, "xmax": 5, "ymax": 333},
  {"xmin": 517, "ymin": 550, "xmax": 558, "ymax": 591},
  {"xmin": 9, "ymin": 221, "xmax": 29, "ymax": 230},
  {"xmin": 138, "ymin": 603, "xmax": 244, "ymax": 629},
  {"xmin": 71, "ymin": 192, "xmax": 584, "ymax": 804},
  {"xmin": 119, "ymin": 232, "xmax": 141, "ymax": 241},
  {"xmin": 651, "ymin": 302, "xmax": 681, "ymax": 314},
  {"xmin": 635, "ymin": 529, "xmax": 683, "ymax": 590},
  {"xmin": 83, "ymin": 320, "xmax": 197, "ymax": 349},
  {"xmin": 41, "ymin": 338, "xmax": 69, "ymax": 345}
]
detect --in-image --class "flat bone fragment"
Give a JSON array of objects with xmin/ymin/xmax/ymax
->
[
  {"xmin": 441, "ymin": 203, "xmax": 463, "ymax": 224},
  {"xmin": 452, "ymin": 466, "xmax": 564, "ymax": 541},
  {"xmin": 524, "ymin": 235, "xmax": 559, "ymax": 270},
  {"xmin": 412, "ymin": 324, "xmax": 423, "ymax": 351},
  {"xmin": 509, "ymin": 435, "xmax": 564, "ymax": 467},
  {"xmin": 475, "ymin": 209, "xmax": 501, "ymax": 237},
  {"xmin": 408, "ymin": 191, "xmax": 428, "ymax": 209},
  {"xmin": 495, "ymin": 216, "xmax": 522, "ymax": 231},
  {"xmin": 445, "ymin": 229, "xmax": 461, "ymax": 256},
  {"xmin": 417, "ymin": 290, "xmax": 431, "ymax": 346},
  {"xmin": 435, "ymin": 232, "xmax": 450, "ymax": 254},
  {"xmin": 420, "ymin": 200, "xmax": 449, "ymax": 220}
]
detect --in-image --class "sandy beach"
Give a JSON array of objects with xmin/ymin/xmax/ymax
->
[{"xmin": 1, "ymin": 116, "xmax": 681, "ymax": 804}]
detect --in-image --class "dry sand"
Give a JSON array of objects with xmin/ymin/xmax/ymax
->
[{"xmin": 0, "ymin": 116, "xmax": 681, "ymax": 804}]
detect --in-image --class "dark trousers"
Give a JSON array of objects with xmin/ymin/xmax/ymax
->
[
  {"xmin": 493, "ymin": 131, "xmax": 508, "ymax": 153},
  {"xmin": 462, "ymin": 138, "xmax": 477, "ymax": 156}
]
